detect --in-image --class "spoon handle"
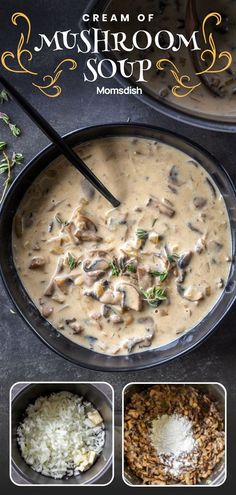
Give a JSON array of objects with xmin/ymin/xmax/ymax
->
[{"xmin": 0, "ymin": 74, "xmax": 120, "ymax": 207}]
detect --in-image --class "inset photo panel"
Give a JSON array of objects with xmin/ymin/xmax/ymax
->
[
  {"xmin": 122, "ymin": 382, "xmax": 226, "ymax": 487},
  {"xmin": 10, "ymin": 382, "xmax": 114, "ymax": 486}
]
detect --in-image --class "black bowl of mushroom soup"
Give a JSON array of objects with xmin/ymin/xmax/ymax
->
[
  {"xmin": 0, "ymin": 124, "xmax": 235, "ymax": 370},
  {"xmin": 83, "ymin": 0, "xmax": 236, "ymax": 132},
  {"xmin": 11, "ymin": 382, "xmax": 113, "ymax": 484}
]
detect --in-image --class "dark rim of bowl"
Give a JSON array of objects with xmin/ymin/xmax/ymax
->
[
  {"xmin": 0, "ymin": 123, "xmax": 235, "ymax": 371},
  {"xmin": 81, "ymin": 0, "xmax": 236, "ymax": 133},
  {"xmin": 11, "ymin": 383, "xmax": 113, "ymax": 485}
]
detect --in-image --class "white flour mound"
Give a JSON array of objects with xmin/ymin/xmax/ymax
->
[{"xmin": 151, "ymin": 414, "xmax": 196, "ymax": 476}]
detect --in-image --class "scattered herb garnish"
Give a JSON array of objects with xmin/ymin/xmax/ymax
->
[
  {"xmin": 110, "ymin": 258, "xmax": 120, "ymax": 277},
  {"xmin": 136, "ymin": 228, "xmax": 149, "ymax": 240},
  {"xmin": 167, "ymin": 253, "xmax": 180, "ymax": 263},
  {"xmin": 68, "ymin": 252, "xmax": 78, "ymax": 271},
  {"xmin": 0, "ymin": 112, "xmax": 21, "ymax": 137},
  {"xmin": 0, "ymin": 89, "xmax": 10, "ymax": 104},
  {"xmin": 152, "ymin": 218, "xmax": 158, "ymax": 227},
  {"xmin": 141, "ymin": 286, "xmax": 167, "ymax": 307},
  {"xmin": 150, "ymin": 270, "xmax": 169, "ymax": 282}
]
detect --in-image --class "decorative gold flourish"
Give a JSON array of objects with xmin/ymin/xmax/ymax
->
[
  {"xmin": 1, "ymin": 12, "xmax": 37, "ymax": 75},
  {"xmin": 156, "ymin": 11, "xmax": 233, "ymax": 98},
  {"xmin": 32, "ymin": 59, "xmax": 78, "ymax": 97},
  {"xmin": 197, "ymin": 12, "xmax": 232, "ymax": 75},
  {"xmin": 156, "ymin": 59, "xmax": 200, "ymax": 97}
]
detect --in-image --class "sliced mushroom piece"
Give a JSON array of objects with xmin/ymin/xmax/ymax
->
[
  {"xmin": 100, "ymin": 289, "xmax": 121, "ymax": 305},
  {"xmin": 105, "ymin": 209, "xmax": 128, "ymax": 232},
  {"xmin": 74, "ymin": 214, "xmax": 97, "ymax": 232},
  {"xmin": 178, "ymin": 251, "xmax": 192, "ymax": 269},
  {"xmin": 146, "ymin": 195, "xmax": 175, "ymax": 218},
  {"xmin": 29, "ymin": 256, "xmax": 46, "ymax": 269},
  {"xmin": 195, "ymin": 237, "xmax": 207, "ymax": 254},
  {"xmin": 70, "ymin": 322, "xmax": 84, "ymax": 334},
  {"xmin": 101, "ymin": 304, "xmax": 123, "ymax": 323},
  {"xmin": 176, "ymin": 269, "xmax": 186, "ymax": 284},
  {"xmin": 83, "ymin": 259, "xmax": 110, "ymax": 272},
  {"xmin": 193, "ymin": 197, "xmax": 207, "ymax": 209},
  {"xmin": 83, "ymin": 270, "xmax": 106, "ymax": 287},
  {"xmin": 124, "ymin": 336, "xmax": 146, "ymax": 353},
  {"xmin": 115, "ymin": 282, "xmax": 142, "ymax": 311},
  {"xmin": 54, "ymin": 275, "xmax": 73, "ymax": 294},
  {"xmin": 137, "ymin": 266, "xmax": 153, "ymax": 290},
  {"xmin": 84, "ymin": 281, "xmax": 107, "ymax": 300},
  {"xmin": 177, "ymin": 284, "xmax": 205, "ymax": 302},
  {"xmin": 75, "ymin": 231, "xmax": 102, "ymax": 242},
  {"xmin": 124, "ymin": 324, "xmax": 155, "ymax": 353}
]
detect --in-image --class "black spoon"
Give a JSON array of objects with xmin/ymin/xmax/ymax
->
[{"xmin": 0, "ymin": 73, "xmax": 120, "ymax": 207}]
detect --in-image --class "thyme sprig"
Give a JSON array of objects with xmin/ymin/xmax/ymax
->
[
  {"xmin": 0, "ymin": 151, "xmax": 24, "ymax": 174},
  {"xmin": 141, "ymin": 286, "xmax": 167, "ymax": 307},
  {"xmin": 0, "ymin": 112, "xmax": 21, "ymax": 137}
]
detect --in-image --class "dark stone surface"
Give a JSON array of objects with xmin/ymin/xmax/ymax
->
[{"xmin": 0, "ymin": 0, "xmax": 235, "ymax": 493}]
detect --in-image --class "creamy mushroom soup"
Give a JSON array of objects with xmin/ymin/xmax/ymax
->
[
  {"xmin": 12, "ymin": 137, "xmax": 231, "ymax": 355},
  {"xmin": 101, "ymin": 0, "xmax": 236, "ymax": 121}
]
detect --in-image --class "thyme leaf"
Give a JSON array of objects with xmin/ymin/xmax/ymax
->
[
  {"xmin": 0, "ymin": 141, "xmax": 6, "ymax": 151},
  {"xmin": 0, "ymin": 89, "xmax": 10, "ymax": 104},
  {"xmin": 150, "ymin": 270, "xmax": 169, "ymax": 282},
  {"xmin": 136, "ymin": 228, "xmax": 149, "ymax": 240},
  {"xmin": 68, "ymin": 252, "xmax": 78, "ymax": 271},
  {"xmin": 141, "ymin": 286, "xmax": 167, "ymax": 307},
  {"xmin": 167, "ymin": 253, "xmax": 180, "ymax": 263}
]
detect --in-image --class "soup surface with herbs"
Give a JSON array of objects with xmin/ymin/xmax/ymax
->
[{"xmin": 12, "ymin": 136, "xmax": 231, "ymax": 356}]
